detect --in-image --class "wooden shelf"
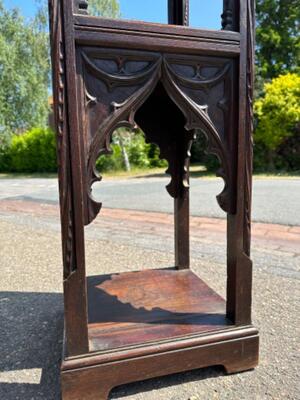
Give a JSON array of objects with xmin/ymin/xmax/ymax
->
[{"xmin": 87, "ymin": 268, "xmax": 233, "ymax": 352}]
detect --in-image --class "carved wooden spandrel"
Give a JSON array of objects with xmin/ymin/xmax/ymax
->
[
  {"xmin": 76, "ymin": 48, "xmax": 237, "ymax": 225},
  {"xmin": 77, "ymin": 48, "xmax": 162, "ymax": 224},
  {"xmin": 161, "ymin": 54, "xmax": 237, "ymax": 213}
]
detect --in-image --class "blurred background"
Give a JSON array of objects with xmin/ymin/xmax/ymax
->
[{"xmin": 0, "ymin": 0, "xmax": 299, "ymax": 177}]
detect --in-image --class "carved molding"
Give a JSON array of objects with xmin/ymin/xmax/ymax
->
[
  {"xmin": 79, "ymin": 49, "xmax": 236, "ymax": 224},
  {"xmin": 244, "ymin": 0, "xmax": 255, "ymax": 256},
  {"xmin": 82, "ymin": 51, "xmax": 161, "ymax": 91},
  {"xmin": 49, "ymin": 0, "xmax": 76, "ymax": 279}
]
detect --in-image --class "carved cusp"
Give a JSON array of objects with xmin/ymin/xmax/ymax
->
[
  {"xmin": 162, "ymin": 58, "xmax": 233, "ymax": 213},
  {"xmin": 83, "ymin": 56, "xmax": 162, "ymax": 225}
]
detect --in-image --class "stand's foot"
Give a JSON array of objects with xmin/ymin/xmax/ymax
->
[
  {"xmin": 61, "ymin": 374, "xmax": 110, "ymax": 400},
  {"xmin": 224, "ymin": 362, "xmax": 256, "ymax": 375}
]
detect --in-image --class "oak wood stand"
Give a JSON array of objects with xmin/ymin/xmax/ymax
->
[{"xmin": 49, "ymin": 1, "xmax": 259, "ymax": 399}]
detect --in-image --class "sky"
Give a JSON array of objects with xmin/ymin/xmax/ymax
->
[{"xmin": 4, "ymin": 0, "xmax": 223, "ymax": 30}]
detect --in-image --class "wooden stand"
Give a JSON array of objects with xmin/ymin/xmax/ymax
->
[{"xmin": 49, "ymin": 1, "xmax": 258, "ymax": 399}]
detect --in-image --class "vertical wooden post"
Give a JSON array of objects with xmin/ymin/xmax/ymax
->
[
  {"xmin": 168, "ymin": 0, "xmax": 189, "ymax": 26},
  {"xmin": 175, "ymin": 188, "xmax": 190, "ymax": 270},
  {"xmin": 222, "ymin": 0, "xmax": 240, "ymax": 31},
  {"xmin": 168, "ymin": 1, "xmax": 190, "ymax": 270},
  {"xmin": 49, "ymin": 0, "xmax": 89, "ymax": 356},
  {"xmin": 226, "ymin": 0, "xmax": 255, "ymax": 325}
]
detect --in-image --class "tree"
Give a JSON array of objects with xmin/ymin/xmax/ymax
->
[
  {"xmin": 0, "ymin": 1, "xmax": 50, "ymax": 136},
  {"xmin": 254, "ymin": 73, "xmax": 300, "ymax": 169},
  {"xmin": 256, "ymin": 0, "xmax": 300, "ymax": 81},
  {"xmin": 89, "ymin": 0, "xmax": 120, "ymax": 18}
]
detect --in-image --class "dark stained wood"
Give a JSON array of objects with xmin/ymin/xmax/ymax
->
[
  {"xmin": 73, "ymin": 14, "xmax": 241, "ymax": 42},
  {"xmin": 222, "ymin": 0, "xmax": 240, "ymax": 31},
  {"xmin": 49, "ymin": 0, "xmax": 89, "ymax": 356},
  {"xmin": 61, "ymin": 331, "xmax": 259, "ymax": 400},
  {"xmin": 168, "ymin": 1, "xmax": 191, "ymax": 270},
  {"xmin": 74, "ymin": 18, "xmax": 241, "ymax": 57},
  {"xmin": 73, "ymin": 0, "xmax": 88, "ymax": 15},
  {"xmin": 77, "ymin": 50, "xmax": 237, "ymax": 224},
  {"xmin": 168, "ymin": 0, "xmax": 189, "ymax": 26},
  {"xmin": 87, "ymin": 269, "xmax": 231, "ymax": 351},
  {"xmin": 48, "ymin": 0, "xmax": 258, "ymax": 398},
  {"xmin": 226, "ymin": 0, "xmax": 255, "ymax": 325},
  {"xmin": 174, "ymin": 192, "xmax": 190, "ymax": 269},
  {"xmin": 62, "ymin": 325, "xmax": 258, "ymax": 370}
]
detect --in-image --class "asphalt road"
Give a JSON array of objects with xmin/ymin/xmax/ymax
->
[{"xmin": 0, "ymin": 176, "xmax": 299, "ymax": 225}]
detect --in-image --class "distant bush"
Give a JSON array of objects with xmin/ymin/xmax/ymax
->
[
  {"xmin": 96, "ymin": 131, "xmax": 167, "ymax": 172},
  {"xmin": 0, "ymin": 127, "xmax": 169, "ymax": 174},
  {"xmin": 128, "ymin": 133, "xmax": 151, "ymax": 168},
  {"xmin": 191, "ymin": 131, "xmax": 220, "ymax": 172},
  {"xmin": 7, "ymin": 127, "xmax": 57, "ymax": 173},
  {"xmin": 254, "ymin": 73, "xmax": 300, "ymax": 171},
  {"xmin": 96, "ymin": 143, "xmax": 124, "ymax": 172},
  {"xmin": 0, "ymin": 131, "xmax": 12, "ymax": 171}
]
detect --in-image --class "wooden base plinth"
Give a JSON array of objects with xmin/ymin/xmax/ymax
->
[{"xmin": 61, "ymin": 269, "xmax": 259, "ymax": 400}]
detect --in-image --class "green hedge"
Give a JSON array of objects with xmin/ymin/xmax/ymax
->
[
  {"xmin": 0, "ymin": 128, "xmax": 167, "ymax": 173},
  {"xmin": 254, "ymin": 73, "xmax": 300, "ymax": 172},
  {"xmin": 5, "ymin": 127, "xmax": 57, "ymax": 173},
  {"xmin": 1, "ymin": 89, "xmax": 299, "ymax": 175}
]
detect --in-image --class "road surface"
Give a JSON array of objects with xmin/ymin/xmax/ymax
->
[{"xmin": 0, "ymin": 176, "xmax": 299, "ymax": 225}]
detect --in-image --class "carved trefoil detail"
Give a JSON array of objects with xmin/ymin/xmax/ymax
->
[{"xmin": 77, "ymin": 49, "xmax": 237, "ymax": 225}]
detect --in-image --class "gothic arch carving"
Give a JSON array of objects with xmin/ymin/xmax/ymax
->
[{"xmin": 77, "ymin": 48, "xmax": 236, "ymax": 225}]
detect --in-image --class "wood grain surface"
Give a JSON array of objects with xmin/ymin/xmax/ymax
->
[{"xmin": 87, "ymin": 268, "xmax": 231, "ymax": 351}]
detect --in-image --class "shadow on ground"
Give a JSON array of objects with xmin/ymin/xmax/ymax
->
[
  {"xmin": 0, "ymin": 291, "xmax": 227, "ymax": 400},
  {"xmin": 0, "ymin": 291, "xmax": 63, "ymax": 400}
]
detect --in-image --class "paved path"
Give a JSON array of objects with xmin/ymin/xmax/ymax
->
[
  {"xmin": 0, "ymin": 199, "xmax": 299, "ymax": 279},
  {"xmin": 0, "ymin": 199, "xmax": 299, "ymax": 400},
  {"xmin": 0, "ymin": 176, "xmax": 299, "ymax": 225}
]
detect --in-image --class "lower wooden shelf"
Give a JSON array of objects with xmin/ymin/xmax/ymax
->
[
  {"xmin": 87, "ymin": 268, "xmax": 231, "ymax": 352},
  {"xmin": 61, "ymin": 268, "xmax": 259, "ymax": 400}
]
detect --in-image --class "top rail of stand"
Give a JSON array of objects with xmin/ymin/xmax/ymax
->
[{"xmin": 74, "ymin": 15, "xmax": 240, "ymax": 57}]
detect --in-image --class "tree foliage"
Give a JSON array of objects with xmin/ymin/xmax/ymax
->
[
  {"xmin": 5, "ymin": 127, "xmax": 57, "ymax": 172},
  {"xmin": 255, "ymin": 73, "xmax": 300, "ymax": 150},
  {"xmin": 256, "ymin": 0, "xmax": 300, "ymax": 81},
  {"xmin": 254, "ymin": 73, "xmax": 300, "ymax": 171},
  {"xmin": 89, "ymin": 0, "xmax": 120, "ymax": 18},
  {"xmin": 0, "ymin": 1, "xmax": 50, "ymax": 136}
]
